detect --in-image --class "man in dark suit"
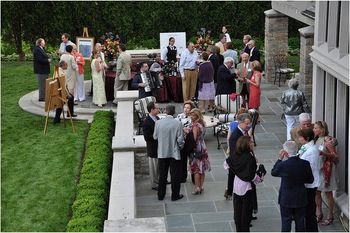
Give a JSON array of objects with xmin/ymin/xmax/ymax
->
[
  {"xmin": 225, "ymin": 113, "xmax": 252, "ymax": 200},
  {"xmin": 216, "ymin": 57, "xmax": 236, "ymax": 95},
  {"xmin": 132, "ymin": 62, "xmax": 153, "ymax": 98},
  {"xmin": 271, "ymin": 141, "xmax": 314, "ymax": 232},
  {"xmin": 242, "ymin": 35, "xmax": 252, "ymax": 55},
  {"xmin": 143, "ymin": 101, "xmax": 160, "ymax": 190},
  {"xmin": 33, "ymin": 38, "xmax": 51, "ymax": 101},
  {"xmin": 247, "ymin": 40, "xmax": 260, "ymax": 63}
]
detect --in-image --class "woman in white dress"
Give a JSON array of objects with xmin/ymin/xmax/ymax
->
[{"xmin": 91, "ymin": 51, "xmax": 107, "ymax": 107}]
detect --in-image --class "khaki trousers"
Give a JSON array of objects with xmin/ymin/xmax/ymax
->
[
  {"xmin": 182, "ymin": 70, "xmax": 198, "ymax": 101},
  {"xmin": 113, "ymin": 78, "xmax": 129, "ymax": 102}
]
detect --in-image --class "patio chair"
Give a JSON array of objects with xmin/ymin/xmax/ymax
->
[
  {"xmin": 273, "ymin": 53, "xmax": 295, "ymax": 87},
  {"xmin": 215, "ymin": 108, "xmax": 260, "ymax": 150},
  {"xmin": 134, "ymin": 96, "xmax": 156, "ymax": 134},
  {"xmin": 214, "ymin": 94, "xmax": 242, "ymax": 149}
]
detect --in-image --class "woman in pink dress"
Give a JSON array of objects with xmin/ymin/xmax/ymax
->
[{"xmin": 247, "ymin": 61, "xmax": 262, "ymax": 110}]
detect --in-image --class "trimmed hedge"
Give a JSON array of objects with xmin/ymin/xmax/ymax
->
[{"xmin": 66, "ymin": 111, "xmax": 114, "ymax": 232}]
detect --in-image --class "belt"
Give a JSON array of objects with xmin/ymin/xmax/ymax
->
[{"xmin": 184, "ymin": 69, "xmax": 196, "ymax": 71}]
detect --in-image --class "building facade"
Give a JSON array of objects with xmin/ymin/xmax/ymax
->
[{"xmin": 265, "ymin": 0, "xmax": 349, "ymax": 224}]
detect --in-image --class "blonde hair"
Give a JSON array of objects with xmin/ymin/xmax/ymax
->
[
  {"xmin": 189, "ymin": 108, "xmax": 205, "ymax": 126},
  {"xmin": 252, "ymin": 60, "xmax": 262, "ymax": 72}
]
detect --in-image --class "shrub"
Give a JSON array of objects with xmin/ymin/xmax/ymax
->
[{"xmin": 66, "ymin": 111, "xmax": 114, "ymax": 232}]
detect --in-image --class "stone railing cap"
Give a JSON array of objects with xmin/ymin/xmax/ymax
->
[{"xmin": 264, "ymin": 9, "xmax": 286, "ymax": 18}]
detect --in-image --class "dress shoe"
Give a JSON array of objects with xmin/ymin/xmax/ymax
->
[
  {"xmin": 53, "ymin": 119, "xmax": 60, "ymax": 124},
  {"xmin": 158, "ymin": 196, "xmax": 164, "ymax": 201},
  {"xmin": 251, "ymin": 216, "xmax": 257, "ymax": 220},
  {"xmin": 38, "ymin": 99, "xmax": 45, "ymax": 102},
  {"xmin": 67, "ymin": 114, "xmax": 77, "ymax": 117},
  {"xmin": 166, "ymin": 181, "xmax": 171, "ymax": 184},
  {"xmin": 152, "ymin": 186, "xmax": 158, "ymax": 191},
  {"xmin": 171, "ymin": 194, "xmax": 184, "ymax": 201}
]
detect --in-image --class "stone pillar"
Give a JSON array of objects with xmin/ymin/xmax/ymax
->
[
  {"xmin": 298, "ymin": 26, "xmax": 314, "ymax": 108},
  {"xmin": 264, "ymin": 9, "xmax": 289, "ymax": 82}
]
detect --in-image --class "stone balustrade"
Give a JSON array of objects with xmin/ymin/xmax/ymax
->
[{"xmin": 105, "ymin": 90, "xmax": 165, "ymax": 232}]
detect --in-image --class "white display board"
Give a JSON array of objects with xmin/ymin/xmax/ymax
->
[{"xmin": 160, "ymin": 32, "xmax": 186, "ymax": 56}]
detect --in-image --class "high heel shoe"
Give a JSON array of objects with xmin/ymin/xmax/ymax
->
[
  {"xmin": 321, "ymin": 218, "xmax": 333, "ymax": 226},
  {"xmin": 316, "ymin": 214, "xmax": 324, "ymax": 223},
  {"xmin": 192, "ymin": 187, "xmax": 201, "ymax": 195}
]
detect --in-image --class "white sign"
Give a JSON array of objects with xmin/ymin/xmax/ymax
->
[{"xmin": 160, "ymin": 32, "xmax": 186, "ymax": 56}]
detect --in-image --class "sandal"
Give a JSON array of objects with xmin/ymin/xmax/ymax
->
[
  {"xmin": 321, "ymin": 218, "xmax": 333, "ymax": 226},
  {"xmin": 192, "ymin": 187, "xmax": 201, "ymax": 195},
  {"xmin": 316, "ymin": 214, "xmax": 323, "ymax": 223}
]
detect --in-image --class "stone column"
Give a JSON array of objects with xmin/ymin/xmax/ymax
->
[
  {"xmin": 298, "ymin": 26, "xmax": 314, "ymax": 108},
  {"xmin": 264, "ymin": 9, "xmax": 289, "ymax": 82}
]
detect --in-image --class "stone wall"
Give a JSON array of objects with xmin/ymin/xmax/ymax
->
[
  {"xmin": 264, "ymin": 9, "xmax": 289, "ymax": 82},
  {"xmin": 299, "ymin": 26, "xmax": 314, "ymax": 108}
]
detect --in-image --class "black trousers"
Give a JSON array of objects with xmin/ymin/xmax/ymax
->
[
  {"xmin": 179, "ymin": 149, "xmax": 188, "ymax": 182},
  {"xmin": 280, "ymin": 205, "xmax": 306, "ymax": 232},
  {"xmin": 251, "ymin": 182, "xmax": 258, "ymax": 213},
  {"xmin": 227, "ymin": 169, "xmax": 235, "ymax": 196},
  {"xmin": 234, "ymin": 190, "xmax": 252, "ymax": 232},
  {"xmin": 305, "ymin": 187, "xmax": 318, "ymax": 232},
  {"xmin": 54, "ymin": 95, "xmax": 74, "ymax": 122},
  {"xmin": 158, "ymin": 158, "xmax": 181, "ymax": 200}
]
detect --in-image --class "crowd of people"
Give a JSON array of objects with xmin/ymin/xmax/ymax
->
[{"xmin": 32, "ymin": 28, "xmax": 339, "ymax": 232}]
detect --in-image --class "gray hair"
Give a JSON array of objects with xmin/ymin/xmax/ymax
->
[
  {"xmin": 244, "ymin": 35, "xmax": 251, "ymax": 41},
  {"xmin": 288, "ymin": 78, "xmax": 299, "ymax": 89},
  {"xmin": 237, "ymin": 113, "xmax": 252, "ymax": 123},
  {"xmin": 207, "ymin": 45, "xmax": 216, "ymax": 54},
  {"xmin": 224, "ymin": 57, "xmax": 234, "ymax": 65},
  {"xmin": 249, "ymin": 40, "xmax": 256, "ymax": 46},
  {"xmin": 36, "ymin": 38, "xmax": 44, "ymax": 46},
  {"xmin": 299, "ymin": 113, "xmax": 311, "ymax": 122},
  {"xmin": 283, "ymin": 141, "xmax": 298, "ymax": 155}
]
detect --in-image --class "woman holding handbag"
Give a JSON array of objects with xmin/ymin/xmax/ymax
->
[{"xmin": 188, "ymin": 109, "xmax": 211, "ymax": 195}]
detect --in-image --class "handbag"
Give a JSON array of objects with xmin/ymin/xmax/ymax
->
[
  {"xmin": 256, "ymin": 164, "xmax": 266, "ymax": 178},
  {"xmin": 190, "ymin": 140, "xmax": 204, "ymax": 160}
]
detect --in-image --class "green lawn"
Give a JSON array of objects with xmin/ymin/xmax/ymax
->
[{"xmin": 1, "ymin": 61, "xmax": 89, "ymax": 231}]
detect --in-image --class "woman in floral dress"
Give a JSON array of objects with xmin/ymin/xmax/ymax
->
[
  {"xmin": 188, "ymin": 108, "xmax": 211, "ymax": 194},
  {"xmin": 313, "ymin": 121, "xmax": 338, "ymax": 226}
]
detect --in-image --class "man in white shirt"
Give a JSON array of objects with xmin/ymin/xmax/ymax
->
[
  {"xmin": 179, "ymin": 42, "xmax": 199, "ymax": 101},
  {"xmin": 58, "ymin": 33, "xmax": 74, "ymax": 57},
  {"xmin": 297, "ymin": 128, "xmax": 320, "ymax": 232}
]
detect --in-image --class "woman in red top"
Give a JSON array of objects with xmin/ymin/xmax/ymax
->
[
  {"xmin": 72, "ymin": 45, "xmax": 86, "ymax": 102},
  {"xmin": 247, "ymin": 61, "xmax": 262, "ymax": 110}
]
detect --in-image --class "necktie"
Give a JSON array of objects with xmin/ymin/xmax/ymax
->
[{"xmin": 242, "ymin": 63, "xmax": 248, "ymax": 78}]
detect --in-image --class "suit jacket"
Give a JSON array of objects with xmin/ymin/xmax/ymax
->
[
  {"xmin": 116, "ymin": 51, "xmax": 132, "ymax": 81},
  {"xmin": 216, "ymin": 64, "xmax": 236, "ymax": 95},
  {"xmin": 236, "ymin": 61, "xmax": 253, "ymax": 93},
  {"xmin": 131, "ymin": 72, "xmax": 152, "ymax": 99},
  {"xmin": 228, "ymin": 126, "xmax": 244, "ymax": 157},
  {"xmin": 60, "ymin": 53, "xmax": 77, "ymax": 94},
  {"xmin": 153, "ymin": 116, "xmax": 184, "ymax": 160},
  {"xmin": 143, "ymin": 115, "xmax": 159, "ymax": 158},
  {"xmin": 249, "ymin": 47, "xmax": 260, "ymax": 63},
  {"xmin": 271, "ymin": 156, "xmax": 314, "ymax": 208},
  {"xmin": 209, "ymin": 54, "xmax": 219, "ymax": 83},
  {"xmin": 33, "ymin": 46, "xmax": 50, "ymax": 74}
]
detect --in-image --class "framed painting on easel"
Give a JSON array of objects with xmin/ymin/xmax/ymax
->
[{"xmin": 76, "ymin": 37, "xmax": 94, "ymax": 60}]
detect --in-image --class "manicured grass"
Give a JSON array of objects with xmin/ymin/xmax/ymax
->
[{"xmin": 1, "ymin": 61, "xmax": 89, "ymax": 231}]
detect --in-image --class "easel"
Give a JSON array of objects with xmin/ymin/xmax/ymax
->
[
  {"xmin": 44, "ymin": 66, "xmax": 76, "ymax": 135},
  {"xmin": 82, "ymin": 27, "xmax": 89, "ymax": 37}
]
